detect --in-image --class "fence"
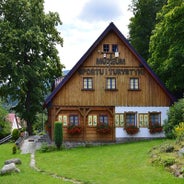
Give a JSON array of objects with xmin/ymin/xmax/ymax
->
[{"xmin": 0, "ymin": 134, "xmax": 12, "ymax": 144}]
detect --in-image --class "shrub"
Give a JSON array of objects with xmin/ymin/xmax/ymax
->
[
  {"xmin": 39, "ymin": 143, "xmax": 56, "ymax": 153},
  {"xmin": 12, "ymin": 145, "xmax": 17, "ymax": 154},
  {"xmin": 12, "ymin": 128, "xmax": 20, "ymax": 141},
  {"xmin": 164, "ymin": 98, "xmax": 184, "ymax": 139},
  {"xmin": 174, "ymin": 122, "xmax": 184, "ymax": 141},
  {"xmin": 54, "ymin": 121, "xmax": 63, "ymax": 149}
]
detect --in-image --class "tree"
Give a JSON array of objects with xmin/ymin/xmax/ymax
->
[
  {"xmin": 128, "ymin": 0, "xmax": 167, "ymax": 61},
  {"xmin": 0, "ymin": 0, "xmax": 64, "ymax": 135},
  {"xmin": 164, "ymin": 98, "xmax": 184, "ymax": 139},
  {"xmin": 148, "ymin": 0, "xmax": 184, "ymax": 98},
  {"xmin": 54, "ymin": 121, "xmax": 63, "ymax": 149},
  {"xmin": 0, "ymin": 102, "xmax": 11, "ymax": 139}
]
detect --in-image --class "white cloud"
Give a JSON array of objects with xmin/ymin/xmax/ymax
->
[{"xmin": 44, "ymin": 0, "xmax": 133, "ymax": 70}]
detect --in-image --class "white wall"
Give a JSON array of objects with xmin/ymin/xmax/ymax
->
[{"xmin": 115, "ymin": 106, "xmax": 169, "ymax": 138}]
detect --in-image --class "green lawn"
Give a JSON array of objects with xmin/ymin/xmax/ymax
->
[{"xmin": 0, "ymin": 140, "xmax": 183, "ymax": 184}]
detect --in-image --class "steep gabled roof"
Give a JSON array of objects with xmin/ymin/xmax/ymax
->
[{"xmin": 44, "ymin": 22, "xmax": 175, "ymax": 107}]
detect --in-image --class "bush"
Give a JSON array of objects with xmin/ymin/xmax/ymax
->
[
  {"xmin": 174, "ymin": 122, "xmax": 184, "ymax": 141},
  {"xmin": 164, "ymin": 98, "xmax": 184, "ymax": 138},
  {"xmin": 39, "ymin": 143, "xmax": 56, "ymax": 153},
  {"xmin": 12, "ymin": 145, "xmax": 17, "ymax": 154},
  {"xmin": 54, "ymin": 121, "xmax": 63, "ymax": 149},
  {"xmin": 12, "ymin": 129, "xmax": 20, "ymax": 141}
]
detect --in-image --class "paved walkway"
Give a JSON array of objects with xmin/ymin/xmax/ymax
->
[{"xmin": 20, "ymin": 136, "xmax": 42, "ymax": 154}]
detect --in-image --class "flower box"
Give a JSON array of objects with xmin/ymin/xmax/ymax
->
[
  {"xmin": 124, "ymin": 125, "xmax": 139, "ymax": 135},
  {"xmin": 96, "ymin": 123, "xmax": 111, "ymax": 134},
  {"xmin": 67, "ymin": 125, "xmax": 82, "ymax": 135},
  {"xmin": 149, "ymin": 123, "xmax": 163, "ymax": 134}
]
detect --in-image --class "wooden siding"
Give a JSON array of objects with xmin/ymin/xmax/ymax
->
[
  {"xmin": 50, "ymin": 106, "xmax": 115, "ymax": 142},
  {"xmin": 52, "ymin": 31, "xmax": 171, "ymax": 107}
]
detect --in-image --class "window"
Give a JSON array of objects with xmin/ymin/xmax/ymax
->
[
  {"xmin": 125, "ymin": 113, "xmax": 137, "ymax": 126},
  {"xmin": 103, "ymin": 44, "xmax": 109, "ymax": 52},
  {"xmin": 88, "ymin": 115, "xmax": 97, "ymax": 126},
  {"xmin": 83, "ymin": 77, "xmax": 93, "ymax": 90},
  {"xmin": 112, "ymin": 44, "xmax": 118, "ymax": 52},
  {"xmin": 115, "ymin": 114, "xmax": 124, "ymax": 127},
  {"xmin": 69, "ymin": 115, "xmax": 79, "ymax": 126},
  {"xmin": 138, "ymin": 114, "xmax": 148, "ymax": 127},
  {"xmin": 58, "ymin": 114, "xmax": 68, "ymax": 126},
  {"xmin": 149, "ymin": 112, "xmax": 161, "ymax": 126},
  {"xmin": 130, "ymin": 78, "xmax": 139, "ymax": 90},
  {"xmin": 99, "ymin": 115, "xmax": 108, "ymax": 125},
  {"xmin": 106, "ymin": 77, "xmax": 116, "ymax": 90}
]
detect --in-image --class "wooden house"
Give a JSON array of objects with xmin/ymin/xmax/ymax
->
[{"xmin": 44, "ymin": 22, "xmax": 174, "ymax": 142}]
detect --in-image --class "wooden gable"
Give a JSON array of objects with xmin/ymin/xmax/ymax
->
[{"xmin": 45, "ymin": 22, "xmax": 174, "ymax": 108}]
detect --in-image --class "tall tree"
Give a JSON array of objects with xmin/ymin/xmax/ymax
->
[
  {"xmin": 148, "ymin": 0, "xmax": 184, "ymax": 98},
  {"xmin": 0, "ymin": 0, "xmax": 64, "ymax": 135},
  {"xmin": 128, "ymin": 0, "xmax": 167, "ymax": 61}
]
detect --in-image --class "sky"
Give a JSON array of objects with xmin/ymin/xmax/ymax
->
[{"xmin": 44, "ymin": 0, "xmax": 133, "ymax": 70}]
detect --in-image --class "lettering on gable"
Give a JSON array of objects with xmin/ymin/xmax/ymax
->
[
  {"xmin": 78, "ymin": 68, "xmax": 144, "ymax": 76},
  {"xmin": 78, "ymin": 57, "xmax": 144, "ymax": 76}
]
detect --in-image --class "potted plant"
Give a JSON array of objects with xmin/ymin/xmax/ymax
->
[
  {"xmin": 67, "ymin": 125, "xmax": 82, "ymax": 135},
  {"xmin": 96, "ymin": 123, "xmax": 111, "ymax": 134},
  {"xmin": 124, "ymin": 125, "xmax": 139, "ymax": 135},
  {"xmin": 149, "ymin": 123, "xmax": 163, "ymax": 134}
]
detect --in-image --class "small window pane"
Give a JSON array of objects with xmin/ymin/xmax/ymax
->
[
  {"xmin": 126, "ymin": 114, "xmax": 136, "ymax": 126},
  {"xmin": 106, "ymin": 78, "xmax": 116, "ymax": 89},
  {"xmin": 130, "ymin": 78, "xmax": 139, "ymax": 90},
  {"xmin": 112, "ymin": 44, "xmax": 118, "ymax": 52},
  {"xmin": 69, "ymin": 115, "xmax": 79, "ymax": 126},
  {"xmin": 99, "ymin": 115, "xmax": 108, "ymax": 125},
  {"xmin": 103, "ymin": 44, "xmax": 109, "ymax": 52},
  {"xmin": 83, "ymin": 78, "xmax": 93, "ymax": 89}
]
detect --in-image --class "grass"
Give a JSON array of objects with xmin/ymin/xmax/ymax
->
[{"xmin": 0, "ymin": 139, "xmax": 183, "ymax": 184}]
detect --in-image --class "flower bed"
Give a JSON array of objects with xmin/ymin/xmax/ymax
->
[
  {"xmin": 67, "ymin": 125, "xmax": 82, "ymax": 135},
  {"xmin": 96, "ymin": 123, "xmax": 111, "ymax": 134}
]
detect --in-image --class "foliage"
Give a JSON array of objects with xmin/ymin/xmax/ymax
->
[
  {"xmin": 164, "ymin": 98, "xmax": 184, "ymax": 138},
  {"xmin": 67, "ymin": 125, "xmax": 82, "ymax": 135},
  {"xmin": 32, "ymin": 111, "xmax": 47, "ymax": 133},
  {"xmin": 12, "ymin": 144, "xmax": 17, "ymax": 154},
  {"xmin": 128, "ymin": 0, "xmax": 167, "ymax": 61},
  {"xmin": 148, "ymin": 0, "xmax": 184, "ymax": 98},
  {"xmin": 11, "ymin": 128, "xmax": 20, "ymax": 141},
  {"xmin": 0, "ymin": 0, "xmax": 64, "ymax": 135},
  {"xmin": 38, "ymin": 143, "xmax": 57, "ymax": 153},
  {"xmin": 0, "ymin": 102, "xmax": 11, "ymax": 138},
  {"xmin": 174, "ymin": 122, "xmax": 184, "ymax": 141},
  {"xmin": 124, "ymin": 125, "xmax": 139, "ymax": 135},
  {"xmin": 149, "ymin": 123, "xmax": 163, "ymax": 134},
  {"xmin": 149, "ymin": 140, "xmax": 184, "ymax": 177},
  {"xmin": 96, "ymin": 123, "xmax": 111, "ymax": 134},
  {"xmin": 54, "ymin": 121, "xmax": 63, "ymax": 149}
]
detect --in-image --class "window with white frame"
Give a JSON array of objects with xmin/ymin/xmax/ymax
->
[
  {"xmin": 138, "ymin": 113, "xmax": 148, "ymax": 127},
  {"xmin": 115, "ymin": 114, "xmax": 124, "ymax": 127},
  {"xmin": 106, "ymin": 77, "xmax": 116, "ymax": 90},
  {"xmin": 130, "ymin": 78, "xmax": 139, "ymax": 90},
  {"xmin": 58, "ymin": 114, "xmax": 68, "ymax": 126},
  {"xmin": 83, "ymin": 77, "xmax": 93, "ymax": 90},
  {"xmin": 88, "ymin": 115, "xmax": 97, "ymax": 126}
]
